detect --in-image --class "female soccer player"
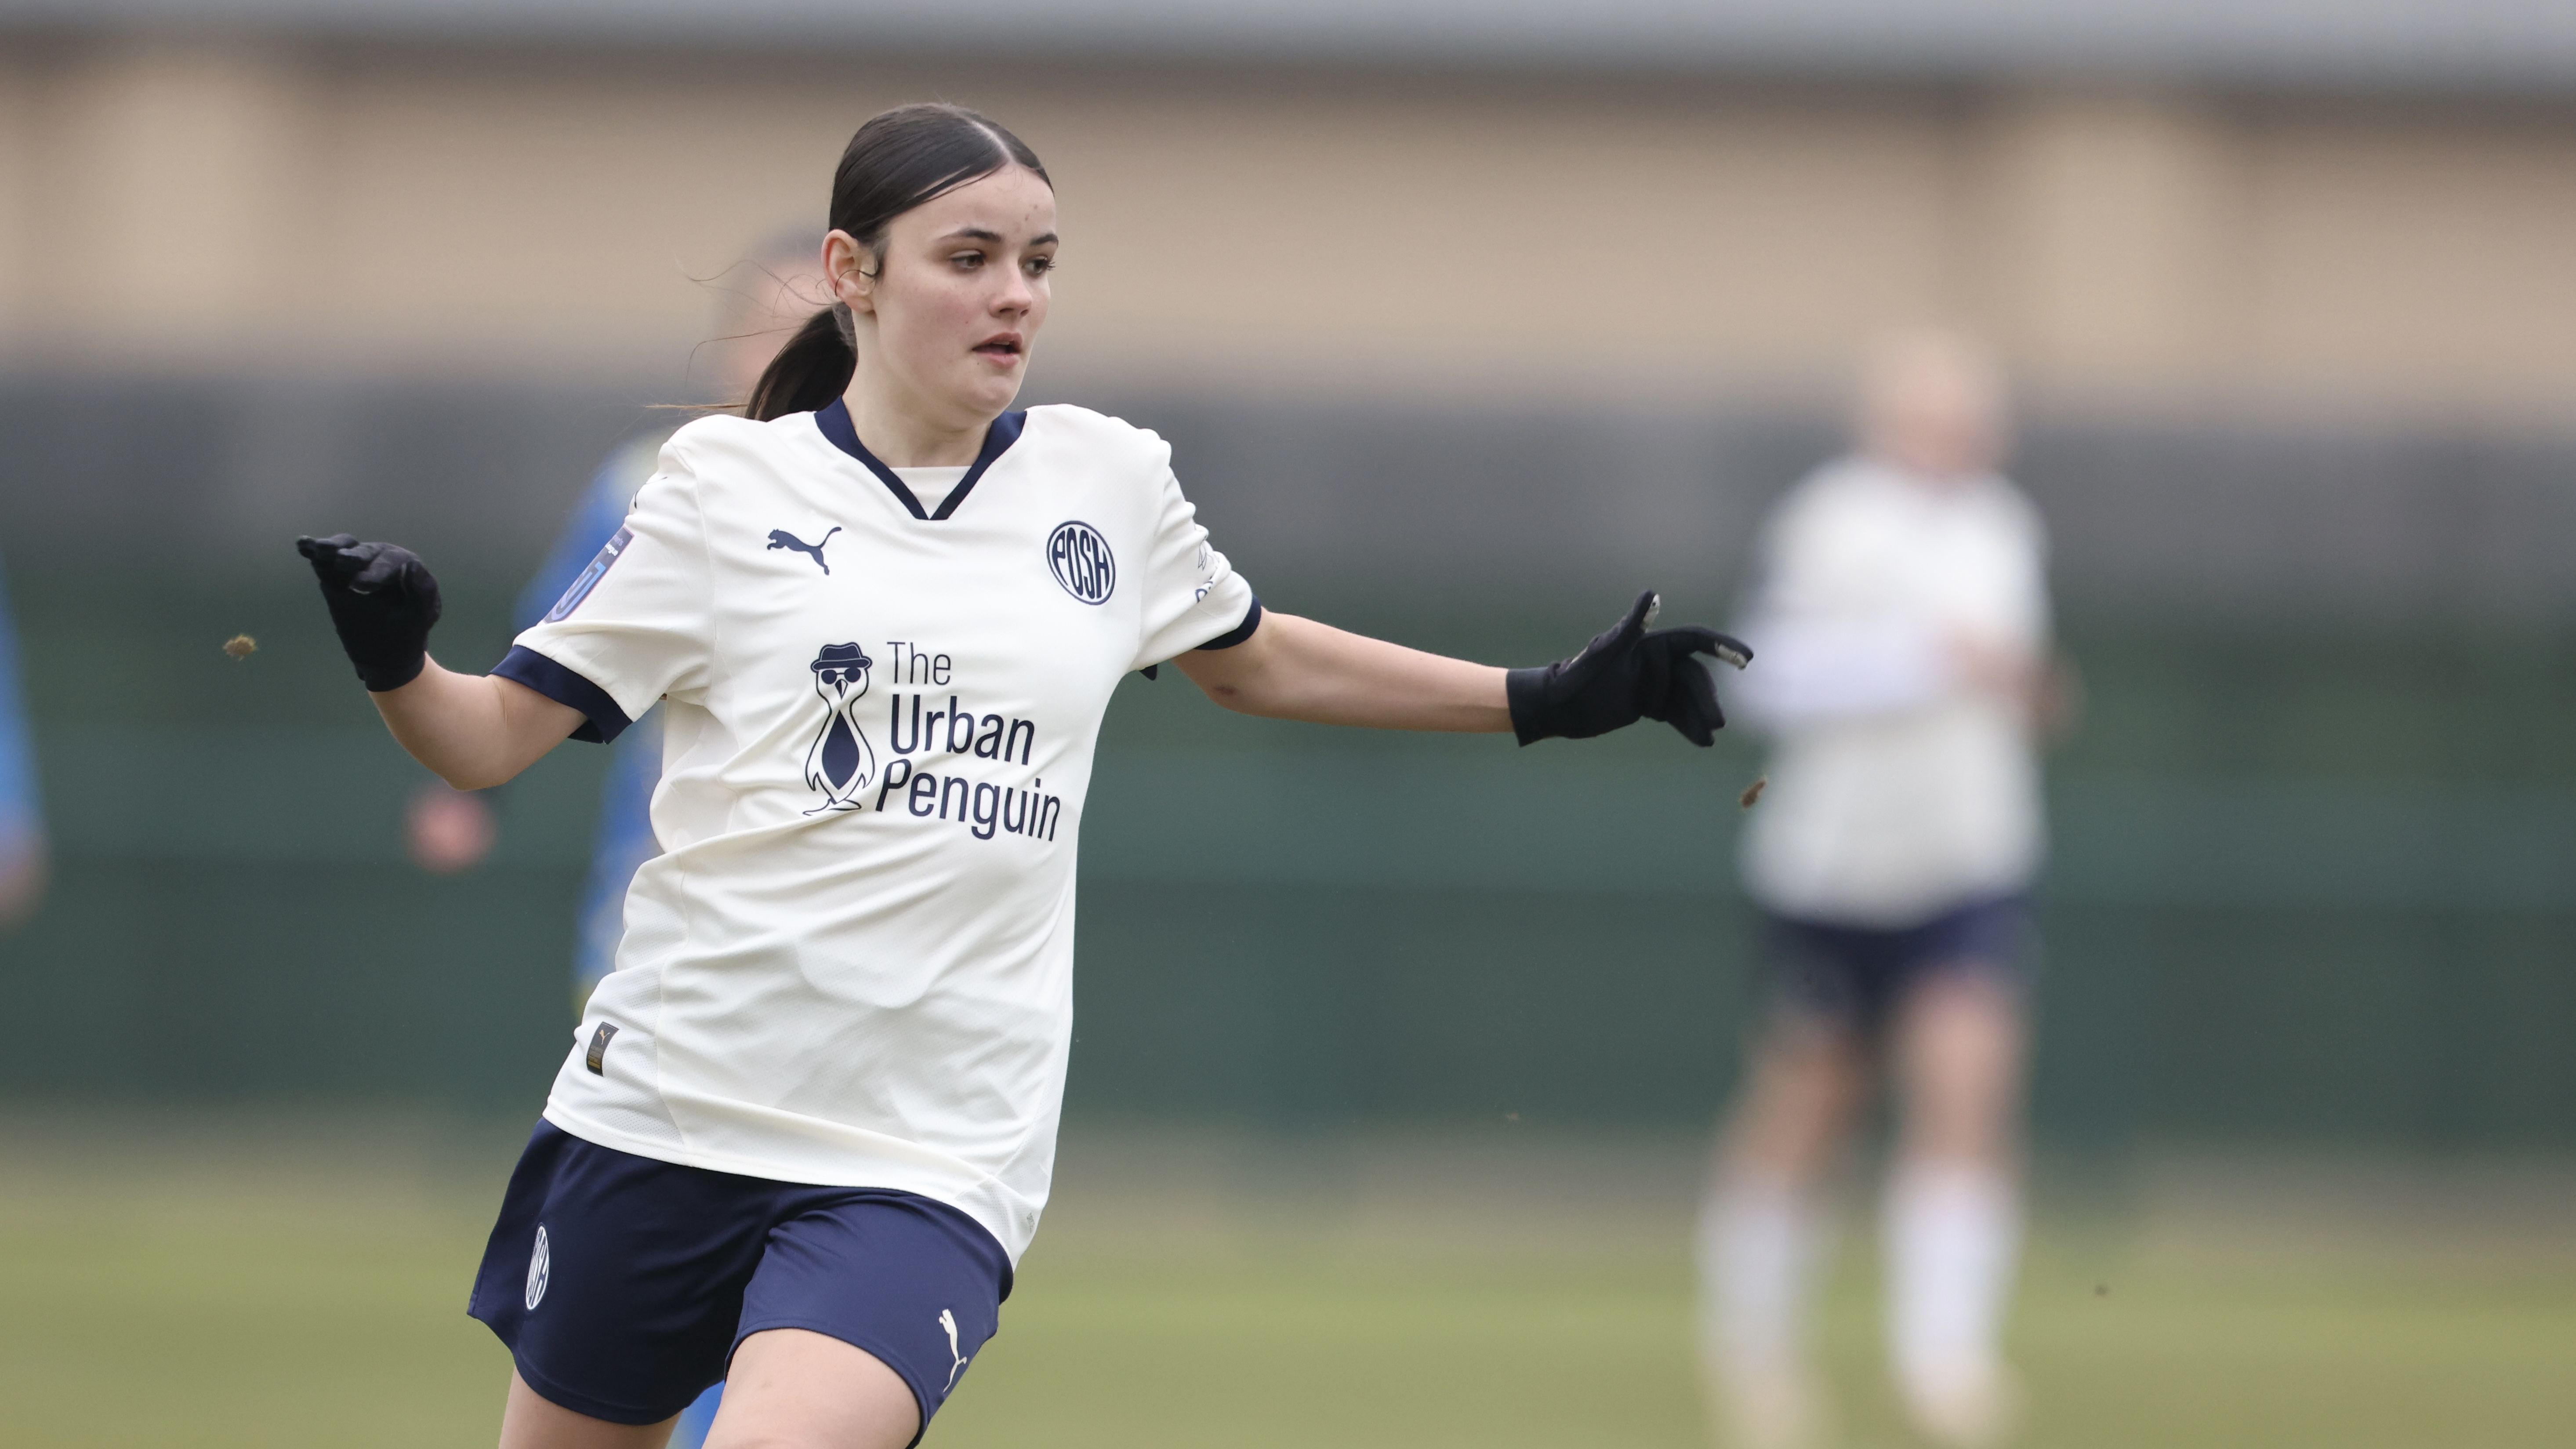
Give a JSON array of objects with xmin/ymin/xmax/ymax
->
[
  {"xmin": 1698, "ymin": 332, "xmax": 2052, "ymax": 1449},
  {"xmin": 298, "ymin": 105, "xmax": 1744, "ymax": 1449}
]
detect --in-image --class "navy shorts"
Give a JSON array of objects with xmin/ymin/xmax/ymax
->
[
  {"xmin": 1765, "ymin": 894, "xmax": 2030, "ymax": 1039},
  {"xmin": 467, "ymin": 1121, "xmax": 1011, "ymax": 1437}
]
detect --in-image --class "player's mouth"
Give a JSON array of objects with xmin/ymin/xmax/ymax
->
[{"xmin": 972, "ymin": 334, "xmax": 1024, "ymax": 363}]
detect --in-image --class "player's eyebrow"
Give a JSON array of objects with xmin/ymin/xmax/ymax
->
[{"xmin": 939, "ymin": 227, "xmax": 1057, "ymax": 247}]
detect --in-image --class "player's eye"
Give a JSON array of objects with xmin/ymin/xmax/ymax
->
[
  {"xmin": 1024, "ymin": 255, "xmax": 1056, "ymax": 277},
  {"xmin": 949, "ymin": 250, "xmax": 986, "ymax": 271}
]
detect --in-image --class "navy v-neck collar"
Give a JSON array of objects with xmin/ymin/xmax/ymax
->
[{"xmin": 815, "ymin": 398, "xmax": 1026, "ymax": 521}]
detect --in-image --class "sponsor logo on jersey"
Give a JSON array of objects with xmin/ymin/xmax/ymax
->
[
  {"xmin": 766, "ymin": 526, "xmax": 841, "ymax": 574},
  {"xmin": 939, "ymin": 1308, "xmax": 971, "ymax": 1392},
  {"xmin": 525, "ymin": 1225, "xmax": 551, "ymax": 1311},
  {"xmin": 872, "ymin": 643, "xmax": 1064, "ymax": 842},
  {"xmin": 1046, "ymin": 521, "xmax": 1114, "ymax": 604},
  {"xmin": 543, "ymin": 525, "xmax": 632, "ymax": 623},
  {"xmin": 804, "ymin": 644, "xmax": 880, "ymax": 813}
]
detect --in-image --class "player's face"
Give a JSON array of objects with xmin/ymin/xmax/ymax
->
[{"xmin": 837, "ymin": 166, "xmax": 1056, "ymax": 427}]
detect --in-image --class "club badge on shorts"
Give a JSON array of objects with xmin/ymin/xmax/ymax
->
[{"xmin": 526, "ymin": 1224, "xmax": 551, "ymax": 1311}]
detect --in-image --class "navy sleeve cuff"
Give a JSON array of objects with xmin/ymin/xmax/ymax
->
[
  {"xmin": 493, "ymin": 645, "xmax": 631, "ymax": 744},
  {"xmin": 1195, "ymin": 596, "xmax": 1263, "ymax": 652}
]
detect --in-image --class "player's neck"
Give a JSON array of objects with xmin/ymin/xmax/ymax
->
[{"xmin": 842, "ymin": 376, "xmax": 997, "ymax": 469}]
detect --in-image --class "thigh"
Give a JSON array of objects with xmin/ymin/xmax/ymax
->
[
  {"xmin": 1891, "ymin": 969, "xmax": 2027, "ymax": 1163},
  {"xmin": 709, "ymin": 1328, "xmax": 918, "ymax": 1449},
  {"xmin": 470, "ymin": 1122, "xmax": 773, "ymax": 1426},
  {"xmin": 1721, "ymin": 1015, "xmax": 1869, "ymax": 1185},
  {"xmin": 727, "ymin": 1191, "xmax": 1012, "ymax": 1445},
  {"xmin": 499, "ymin": 1367, "xmax": 678, "ymax": 1449}
]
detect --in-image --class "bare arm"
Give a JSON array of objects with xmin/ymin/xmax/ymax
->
[
  {"xmin": 372, "ymin": 657, "xmax": 588, "ymax": 790},
  {"xmin": 1173, "ymin": 612, "xmax": 1511, "ymax": 732}
]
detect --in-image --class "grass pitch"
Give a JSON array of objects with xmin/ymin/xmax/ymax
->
[{"xmin": 1, "ymin": 1114, "xmax": 2569, "ymax": 1449}]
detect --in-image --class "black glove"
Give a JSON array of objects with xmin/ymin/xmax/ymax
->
[
  {"xmin": 295, "ymin": 533, "xmax": 443, "ymax": 692},
  {"xmin": 1506, "ymin": 590, "xmax": 1751, "ymax": 748}
]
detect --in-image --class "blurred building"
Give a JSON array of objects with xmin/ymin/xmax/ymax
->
[{"xmin": 0, "ymin": 1, "xmax": 2574, "ymax": 418}]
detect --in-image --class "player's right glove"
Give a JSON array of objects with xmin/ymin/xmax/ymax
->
[
  {"xmin": 295, "ymin": 533, "xmax": 444, "ymax": 692},
  {"xmin": 1507, "ymin": 590, "xmax": 1751, "ymax": 748}
]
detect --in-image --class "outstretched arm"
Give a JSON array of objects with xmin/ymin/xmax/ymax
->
[
  {"xmin": 373, "ymin": 662, "xmax": 585, "ymax": 791},
  {"xmin": 1174, "ymin": 612, "xmax": 1511, "ymax": 732},
  {"xmin": 298, "ymin": 534, "xmax": 583, "ymax": 790},
  {"xmin": 1176, "ymin": 591, "xmax": 1749, "ymax": 746}
]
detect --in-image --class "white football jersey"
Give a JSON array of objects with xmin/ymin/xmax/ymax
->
[
  {"xmin": 497, "ymin": 400, "xmax": 1258, "ymax": 1262},
  {"xmin": 1731, "ymin": 456, "xmax": 2049, "ymax": 926}
]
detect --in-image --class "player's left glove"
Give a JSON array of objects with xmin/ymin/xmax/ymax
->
[
  {"xmin": 295, "ymin": 533, "xmax": 444, "ymax": 692},
  {"xmin": 1507, "ymin": 589, "xmax": 1751, "ymax": 748}
]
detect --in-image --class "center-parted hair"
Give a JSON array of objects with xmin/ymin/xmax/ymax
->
[{"xmin": 745, "ymin": 104, "xmax": 1051, "ymax": 423}]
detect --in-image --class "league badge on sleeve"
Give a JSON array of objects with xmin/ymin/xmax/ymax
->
[
  {"xmin": 543, "ymin": 525, "xmax": 632, "ymax": 623},
  {"xmin": 804, "ymin": 643, "xmax": 879, "ymax": 813}
]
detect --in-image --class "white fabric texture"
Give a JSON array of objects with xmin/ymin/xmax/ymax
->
[
  {"xmin": 1881, "ymin": 1162, "xmax": 2021, "ymax": 1398},
  {"xmin": 1733, "ymin": 456, "xmax": 2050, "ymax": 926},
  {"xmin": 512, "ymin": 405, "xmax": 1255, "ymax": 1263}
]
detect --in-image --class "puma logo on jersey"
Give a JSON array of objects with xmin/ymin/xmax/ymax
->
[
  {"xmin": 939, "ymin": 1308, "xmax": 970, "ymax": 1391},
  {"xmin": 767, "ymin": 527, "xmax": 841, "ymax": 574}
]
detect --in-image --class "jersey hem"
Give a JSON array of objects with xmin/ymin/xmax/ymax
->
[
  {"xmin": 1740, "ymin": 869, "xmax": 2042, "ymax": 932},
  {"xmin": 538, "ymin": 1102, "xmax": 1040, "ymax": 1264}
]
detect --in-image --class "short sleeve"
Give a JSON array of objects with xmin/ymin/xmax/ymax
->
[
  {"xmin": 499, "ymin": 442, "xmax": 715, "ymax": 743},
  {"xmin": 1131, "ymin": 464, "xmax": 1259, "ymax": 672}
]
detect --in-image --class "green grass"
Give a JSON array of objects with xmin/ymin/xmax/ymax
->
[{"xmin": 2, "ymin": 1116, "xmax": 2569, "ymax": 1448}]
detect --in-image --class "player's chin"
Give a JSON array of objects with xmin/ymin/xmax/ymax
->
[{"xmin": 957, "ymin": 359, "xmax": 1026, "ymax": 408}]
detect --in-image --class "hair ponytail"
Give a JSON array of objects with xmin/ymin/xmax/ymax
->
[
  {"xmin": 746, "ymin": 305, "xmax": 856, "ymax": 421},
  {"xmin": 743, "ymin": 103, "xmax": 1049, "ymax": 422}
]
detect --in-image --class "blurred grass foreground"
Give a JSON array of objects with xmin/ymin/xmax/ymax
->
[{"xmin": 3, "ymin": 1111, "xmax": 2570, "ymax": 1449}]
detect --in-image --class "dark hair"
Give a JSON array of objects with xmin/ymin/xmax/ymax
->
[{"xmin": 745, "ymin": 104, "xmax": 1051, "ymax": 421}]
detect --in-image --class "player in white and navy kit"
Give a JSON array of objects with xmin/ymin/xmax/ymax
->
[
  {"xmin": 1697, "ymin": 334, "xmax": 2050, "ymax": 1449},
  {"xmin": 295, "ymin": 104, "xmax": 1747, "ymax": 1449}
]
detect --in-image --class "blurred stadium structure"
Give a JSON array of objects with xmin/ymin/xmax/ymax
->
[{"xmin": 2, "ymin": 0, "xmax": 2574, "ymax": 1163}]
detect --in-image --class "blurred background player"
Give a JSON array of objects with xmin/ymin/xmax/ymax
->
[
  {"xmin": 0, "ymin": 543, "xmax": 44, "ymax": 931},
  {"xmin": 401, "ymin": 229, "xmax": 825, "ymax": 1448},
  {"xmin": 1698, "ymin": 332, "xmax": 2054, "ymax": 1449}
]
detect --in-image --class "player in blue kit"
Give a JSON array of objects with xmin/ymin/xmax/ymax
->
[
  {"xmin": 0, "ymin": 545, "xmax": 44, "ymax": 931},
  {"xmin": 296, "ymin": 104, "xmax": 1747, "ymax": 1449}
]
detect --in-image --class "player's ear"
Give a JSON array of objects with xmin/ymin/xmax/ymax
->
[{"xmin": 824, "ymin": 229, "xmax": 878, "ymax": 316}]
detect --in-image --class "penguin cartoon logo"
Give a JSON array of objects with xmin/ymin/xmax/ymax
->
[{"xmin": 803, "ymin": 643, "xmax": 878, "ymax": 814}]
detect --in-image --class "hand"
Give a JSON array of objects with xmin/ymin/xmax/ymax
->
[
  {"xmin": 1506, "ymin": 590, "xmax": 1752, "ymax": 747},
  {"xmin": 297, "ymin": 534, "xmax": 443, "ymax": 691},
  {"xmin": 0, "ymin": 833, "xmax": 45, "ymax": 930},
  {"xmin": 1945, "ymin": 630, "xmax": 2033, "ymax": 699}
]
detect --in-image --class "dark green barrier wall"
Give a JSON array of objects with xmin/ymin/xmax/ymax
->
[{"xmin": 5, "ymin": 558, "xmax": 2572, "ymax": 1150}]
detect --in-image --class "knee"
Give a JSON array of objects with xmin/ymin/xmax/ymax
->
[{"xmin": 1723, "ymin": 1028, "xmax": 1866, "ymax": 1179}]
